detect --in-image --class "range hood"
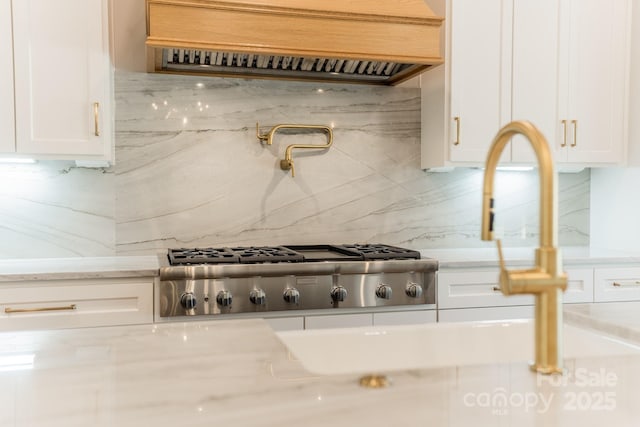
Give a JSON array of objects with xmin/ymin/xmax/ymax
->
[{"xmin": 145, "ymin": 0, "xmax": 444, "ymax": 85}]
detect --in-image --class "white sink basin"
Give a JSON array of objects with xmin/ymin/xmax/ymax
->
[{"xmin": 276, "ymin": 319, "xmax": 640, "ymax": 375}]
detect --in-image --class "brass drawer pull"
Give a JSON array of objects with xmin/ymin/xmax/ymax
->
[
  {"xmin": 453, "ymin": 116, "xmax": 461, "ymax": 146},
  {"xmin": 5, "ymin": 304, "xmax": 77, "ymax": 314},
  {"xmin": 570, "ymin": 119, "xmax": 577, "ymax": 147},
  {"xmin": 612, "ymin": 281, "xmax": 640, "ymax": 287},
  {"xmin": 561, "ymin": 119, "xmax": 568, "ymax": 147},
  {"xmin": 93, "ymin": 102, "xmax": 100, "ymax": 136}
]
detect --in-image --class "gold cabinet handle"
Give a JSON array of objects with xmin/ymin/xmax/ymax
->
[
  {"xmin": 612, "ymin": 281, "xmax": 640, "ymax": 287},
  {"xmin": 453, "ymin": 116, "xmax": 460, "ymax": 145},
  {"xmin": 561, "ymin": 119, "xmax": 568, "ymax": 147},
  {"xmin": 5, "ymin": 304, "xmax": 77, "ymax": 314},
  {"xmin": 570, "ymin": 119, "xmax": 577, "ymax": 147},
  {"xmin": 93, "ymin": 102, "xmax": 100, "ymax": 136}
]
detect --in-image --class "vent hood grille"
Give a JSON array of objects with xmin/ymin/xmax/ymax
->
[
  {"xmin": 161, "ymin": 48, "xmax": 419, "ymax": 83},
  {"xmin": 146, "ymin": 0, "xmax": 443, "ymax": 85}
]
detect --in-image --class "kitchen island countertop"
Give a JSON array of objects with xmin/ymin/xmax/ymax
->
[
  {"xmin": 1, "ymin": 317, "xmax": 640, "ymax": 426},
  {"xmin": 565, "ymin": 301, "xmax": 640, "ymax": 345}
]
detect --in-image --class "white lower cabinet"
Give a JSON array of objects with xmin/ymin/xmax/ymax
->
[
  {"xmin": 264, "ymin": 317, "xmax": 304, "ymax": 332},
  {"xmin": 439, "ymin": 305, "xmax": 534, "ymax": 323},
  {"xmin": 267, "ymin": 309, "xmax": 437, "ymax": 331},
  {"xmin": 563, "ymin": 268, "xmax": 594, "ymax": 303},
  {"xmin": 437, "ymin": 266, "xmax": 594, "ymax": 322},
  {"xmin": 373, "ymin": 310, "xmax": 437, "ymax": 326},
  {"xmin": 304, "ymin": 313, "xmax": 373, "ymax": 330},
  {"xmin": 437, "ymin": 270, "xmax": 534, "ymax": 309},
  {"xmin": 0, "ymin": 278, "xmax": 154, "ymax": 331},
  {"xmin": 594, "ymin": 267, "xmax": 640, "ymax": 302}
]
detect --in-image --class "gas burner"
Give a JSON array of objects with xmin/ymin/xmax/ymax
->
[
  {"xmin": 230, "ymin": 246, "xmax": 304, "ymax": 264},
  {"xmin": 168, "ymin": 247, "xmax": 239, "ymax": 265},
  {"xmin": 338, "ymin": 244, "xmax": 421, "ymax": 260}
]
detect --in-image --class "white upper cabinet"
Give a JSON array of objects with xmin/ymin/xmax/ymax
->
[
  {"xmin": 421, "ymin": 0, "xmax": 630, "ymax": 169},
  {"xmin": 446, "ymin": 0, "xmax": 509, "ymax": 164},
  {"xmin": 0, "ymin": 0, "xmax": 15, "ymax": 154},
  {"xmin": 556, "ymin": 0, "xmax": 630, "ymax": 165},
  {"xmin": 3, "ymin": 0, "xmax": 112, "ymax": 161},
  {"xmin": 510, "ymin": 0, "xmax": 560, "ymax": 163}
]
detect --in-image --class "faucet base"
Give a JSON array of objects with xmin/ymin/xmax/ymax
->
[{"xmin": 529, "ymin": 362, "xmax": 565, "ymax": 375}]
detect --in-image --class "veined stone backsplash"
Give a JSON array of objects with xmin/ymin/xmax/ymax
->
[{"xmin": 0, "ymin": 71, "xmax": 589, "ymax": 259}]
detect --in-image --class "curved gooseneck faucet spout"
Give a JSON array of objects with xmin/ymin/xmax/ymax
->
[{"xmin": 481, "ymin": 120, "xmax": 567, "ymax": 375}]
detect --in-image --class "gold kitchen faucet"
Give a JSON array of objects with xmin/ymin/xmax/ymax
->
[{"xmin": 481, "ymin": 120, "xmax": 567, "ymax": 375}]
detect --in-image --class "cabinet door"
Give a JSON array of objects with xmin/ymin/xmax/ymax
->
[
  {"xmin": 437, "ymin": 270, "xmax": 535, "ymax": 309},
  {"xmin": 510, "ymin": 0, "xmax": 560, "ymax": 163},
  {"xmin": 564, "ymin": 268, "xmax": 594, "ymax": 304},
  {"xmin": 12, "ymin": 0, "xmax": 111, "ymax": 159},
  {"xmin": 304, "ymin": 313, "xmax": 372, "ymax": 330},
  {"xmin": 558, "ymin": 0, "xmax": 629, "ymax": 164},
  {"xmin": 0, "ymin": 279, "xmax": 153, "ymax": 331},
  {"xmin": 594, "ymin": 267, "xmax": 640, "ymax": 302},
  {"xmin": 373, "ymin": 310, "xmax": 436, "ymax": 326},
  {"xmin": 449, "ymin": 0, "xmax": 511, "ymax": 163},
  {"xmin": 0, "ymin": 0, "xmax": 15, "ymax": 153},
  {"xmin": 265, "ymin": 317, "xmax": 304, "ymax": 331}
]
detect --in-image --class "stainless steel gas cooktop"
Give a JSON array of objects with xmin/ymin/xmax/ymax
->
[{"xmin": 158, "ymin": 244, "xmax": 437, "ymax": 319}]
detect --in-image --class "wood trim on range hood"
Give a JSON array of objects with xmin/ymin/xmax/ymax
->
[{"xmin": 145, "ymin": 0, "xmax": 444, "ymax": 85}]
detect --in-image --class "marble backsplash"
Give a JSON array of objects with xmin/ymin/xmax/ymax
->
[{"xmin": 0, "ymin": 71, "xmax": 590, "ymax": 258}]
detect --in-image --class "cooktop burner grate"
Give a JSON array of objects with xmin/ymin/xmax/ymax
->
[
  {"xmin": 338, "ymin": 244, "xmax": 421, "ymax": 260},
  {"xmin": 167, "ymin": 244, "xmax": 420, "ymax": 265},
  {"xmin": 168, "ymin": 248, "xmax": 240, "ymax": 265},
  {"xmin": 230, "ymin": 246, "xmax": 304, "ymax": 264}
]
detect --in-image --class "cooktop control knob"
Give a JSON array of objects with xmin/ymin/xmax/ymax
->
[
  {"xmin": 180, "ymin": 292, "xmax": 197, "ymax": 310},
  {"xmin": 330, "ymin": 286, "xmax": 348, "ymax": 302},
  {"xmin": 405, "ymin": 283, "xmax": 423, "ymax": 298},
  {"xmin": 375, "ymin": 284, "xmax": 393, "ymax": 300},
  {"xmin": 283, "ymin": 288, "xmax": 300, "ymax": 305},
  {"xmin": 249, "ymin": 289, "xmax": 266, "ymax": 305},
  {"xmin": 216, "ymin": 290, "xmax": 233, "ymax": 307}
]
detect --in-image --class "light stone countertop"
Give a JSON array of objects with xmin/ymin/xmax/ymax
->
[
  {"xmin": 1, "ymin": 318, "xmax": 640, "ymax": 427},
  {"xmin": 0, "ymin": 256, "xmax": 160, "ymax": 282},
  {"xmin": 1, "ymin": 246, "xmax": 640, "ymax": 283},
  {"xmin": 565, "ymin": 302, "xmax": 640, "ymax": 344},
  {"xmin": 422, "ymin": 246, "xmax": 640, "ymax": 269}
]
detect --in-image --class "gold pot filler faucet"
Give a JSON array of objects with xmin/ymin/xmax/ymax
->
[{"xmin": 482, "ymin": 120, "xmax": 568, "ymax": 375}]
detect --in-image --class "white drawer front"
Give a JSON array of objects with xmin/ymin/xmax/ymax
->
[
  {"xmin": 594, "ymin": 267, "xmax": 640, "ymax": 302},
  {"xmin": 437, "ymin": 270, "xmax": 534, "ymax": 309},
  {"xmin": 0, "ymin": 279, "xmax": 153, "ymax": 331},
  {"xmin": 563, "ymin": 268, "xmax": 594, "ymax": 303}
]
